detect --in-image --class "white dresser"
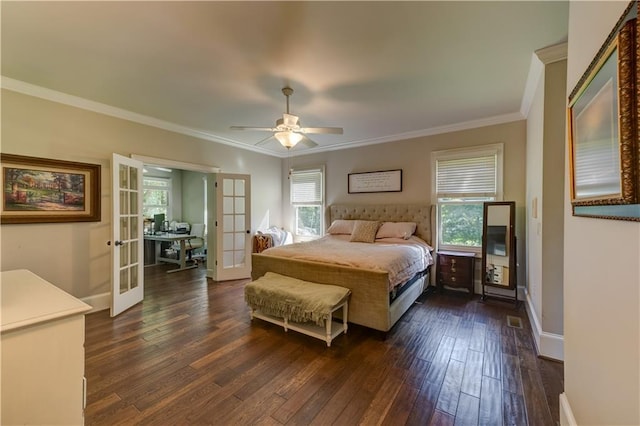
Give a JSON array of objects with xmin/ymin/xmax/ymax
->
[{"xmin": 1, "ymin": 269, "xmax": 92, "ymax": 425}]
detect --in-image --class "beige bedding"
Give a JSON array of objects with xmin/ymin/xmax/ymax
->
[{"xmin": 260, "ymin": 235, "xmax": 433, "ymax": 291}]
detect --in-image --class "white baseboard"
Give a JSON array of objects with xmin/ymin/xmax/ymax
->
[
  {"xmin": 524, "ymin": 290, "xmax": 564, "ymax": 361},
  {"xmin": 559, "ymin": 393, "xmax": 577, "ymax": 426},
  {"xmin": 80, "ymin": 292, "xmax": 110, "ymax": 313}
]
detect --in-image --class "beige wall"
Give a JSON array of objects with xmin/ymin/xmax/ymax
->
[
  {"xmin": 284, "ymin": 120, "xmax": 528, "ymax": 287},
  {"xmin": 541, "ymin": 59, "xmax": 566, "ymax": 336},
  {"xmin": 525, "ymin": 54, "xmax": 566, "ymax": 360},
  {"xmin": 563, "ymin": 1, "xmax": 640, "ymax": 425},
  {"xmin": 181, "ymin": 170, "xmax": 206, "ymax": 227},
  {"xmin": 527, "ymin": 62, "xmax": 545, "ymax": 327},
  {"xmin": 1, "ymin": 89, "xmax": 282, "ymax": 299}
]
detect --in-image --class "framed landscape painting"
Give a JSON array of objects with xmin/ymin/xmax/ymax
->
[{"xmin": 1, "ymin": 154, "xmax": 101, "ymax": 224}]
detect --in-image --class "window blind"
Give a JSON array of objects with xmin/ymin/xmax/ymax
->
[
  {"xmin": 436, "ymin": 155, "xmax": 497, "ymax": 197},
  {"xmin": 291, "ymin": 169, "xmax": 323, "ymax": 204}
]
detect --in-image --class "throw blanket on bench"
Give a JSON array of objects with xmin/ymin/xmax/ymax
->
[{"xmin": 244, "ymin": 272, "xmax": 350, "ymax": 326}]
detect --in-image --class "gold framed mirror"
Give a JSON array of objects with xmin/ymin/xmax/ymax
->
[{"xmin": 481, "ymin": 201, "xmax": 517, "ymax": 301}]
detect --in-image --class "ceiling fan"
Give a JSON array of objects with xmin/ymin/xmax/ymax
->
[{"xmin": 230, "ymin": 87, "xmax": 343, "ymax": 149}]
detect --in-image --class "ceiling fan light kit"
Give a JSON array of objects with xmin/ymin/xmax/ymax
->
[
  {"xmin": 275, "ymin": 131, "xmax": 303, "ymax": 148},
  {"xmin": 230, "ymin": 86, "xmax": 343, "ymax": 150}
]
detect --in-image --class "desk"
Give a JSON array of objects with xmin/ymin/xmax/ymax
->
[{"xmin": 144, "ymin": 233, "xmax": 197, "ymax": 273}]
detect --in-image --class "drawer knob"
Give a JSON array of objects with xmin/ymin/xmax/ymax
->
[
  {"xmin": 451, "ymin": 259, "xmax": 456, "ymax": 265},
  {"xmin": 451, "ymin": 267, "xmax": 456, "ymax": 273},
  {"xmin": 451, "ymin": 276, "xmax": 456, "ymax": 282}
]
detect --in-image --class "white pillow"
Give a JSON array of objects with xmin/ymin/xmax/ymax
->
[
  {"xmin": 327, "ymin": 219, "xmax": 356, "ymax": 235},
  {"xmin": 376, "ymin": 222, "xmax": 417, "ymax": 240}
]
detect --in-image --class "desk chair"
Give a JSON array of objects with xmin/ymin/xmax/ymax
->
[{"xmin": 173, "ymin": 223, "xmax": 206, "ymax": 264}]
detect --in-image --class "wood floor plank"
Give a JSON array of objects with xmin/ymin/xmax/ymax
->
[
  {"xmin": 430, "ymin": 409, "xmax": 456, "ymax": 426},
  {"xmin": 424, "ymin": 336, "xmax": 456, "ymax": 385},
  {"xmin": 520, "ymin": 365, "xmax": 555, "ymax": 426},
  {"xmin": 83, "ymin": 265, "xmax": 563, "ymax": 426},
  {"xmin": 357, "ymin": 366, "xmax": 409, "ymax": 425},
  {"xmin": 405, "ymin": 379, "xmax": 440, "ymax": 426},
  {"xmin": 478, "ymin": 376, "xmax": 503, "ymax": 426},
  {"xmin": 454, "ymin": 392, "xmax": 480, "ymax": 426},
  {"xmin": 468, "ymin": 322, "xmax": 486, "ymax": 352},
  {"xmin": 482, "ymin": 337, "xmax": 502, "ymax": 380},
  {"xmin": 502, "ymin": 353, "xmax": 523, "ymax": 395},
  {"xmin": 436, "ymin": 359, "xmax": 465, "ymax": 415},
  {"xmin": 503, "ymin": 390, "xmax": 528, "ymax": 426},
  {"xmin": 460, "ymin": 349, "xmax": 484, "ymax": 398}
]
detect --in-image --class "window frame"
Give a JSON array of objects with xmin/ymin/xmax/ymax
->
[
  {"xmin": 143, "ymin": 176, "xmax": 172, "ymax": 220},
  {"xmin": 431, "ymin": 143, "xmax": 504, "ymax": 253},
  {"xmin": 290, "ymin": 166, "xmax": 325, "ymax": 241}
]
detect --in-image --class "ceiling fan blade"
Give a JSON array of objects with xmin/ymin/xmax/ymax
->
[
  {"xmin": 298, "ymin": 134, "xmax": 318, "ymax": 148},
  {"xmin": 254, "ymin": 135, "xmax": 275, "ymax": 146},
  {"xmin": 300, "ymin": 127, "xmax": 343, "ymax": 135},
  {"xmin": 230, "ymin": 126, "xmax": 276, "ymax": 131}
]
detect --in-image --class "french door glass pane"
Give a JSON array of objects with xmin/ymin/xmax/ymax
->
[
  {"xmin": 130, "ymin": 241, "xmax": 138, "ymax": 264},
  {"xmin": 223, "ymin": 215, "xmax": 233, "ymax": 232},
  {"xmin": 234, "ymin": 179, "xmax": 245, "ymax": 196},
  {"xmin": 120, "ymin": 190, "xmax": 128, "ymax": 215},
  {"xmin": 130, "ymin": 217, "xmax": 138, "ymax": 239},
  {"xmin": 234, "ymin": 197, "xmax": 244, "ymax": 214},
  {"xmin": 129, "ymin": 167, "xmax": 138, "ymax": 190},
  {"xmin": 119, "ymin": 268, "xmax": 129, "ymax": 294},
  {"xmin": 120, "ymin": 217, "xmax": 128, "ymax": 240},
  {"xmin": 130, "ymin": 266, "xmax": 138, "ymax": 289}
]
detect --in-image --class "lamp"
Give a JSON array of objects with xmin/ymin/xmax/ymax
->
[{"xmin": 274, "ymin": 131, "xmax": 303, "ymax": 149}]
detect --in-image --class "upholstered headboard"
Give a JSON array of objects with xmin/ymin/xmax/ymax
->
[{"xmin": 329, "ymin": 204, "xmax": 432, "ymax": 245}]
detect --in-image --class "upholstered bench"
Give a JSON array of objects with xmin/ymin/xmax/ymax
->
[{"xmin": 244, "ymin": 272, "xmax": 351, "ymax": 347}]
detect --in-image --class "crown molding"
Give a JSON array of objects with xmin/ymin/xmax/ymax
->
[
  {"xmin": 2, "ymin": 76, "xmax": 526, "ymax": 159},
  {"xmin": 535, "ymin": 42, "xmax": 568, "ymax": 65},
  {"xmin": 0, "ymin": 76, "xmax": 278, "ymax": 156},
  {"xmin": 520, "ymin": 42, "xmax": 568, "ymax": 118}
]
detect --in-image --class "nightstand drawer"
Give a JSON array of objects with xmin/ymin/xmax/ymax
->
[
  {"xmin": 436, "ymin": 251, "xmax": 475, "ymax": 298},
  {"xmin": 438, "ymin": 270, "xmax": 471, "ymax": 285}
]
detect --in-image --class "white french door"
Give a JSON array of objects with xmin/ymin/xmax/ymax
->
[
  {"xmin": 211, "ymin": 173, "xmax": 251, "ymax": 281},
  {"xmin": 110, "ymin": 153, "xmax": 144, "ymax": 316}
]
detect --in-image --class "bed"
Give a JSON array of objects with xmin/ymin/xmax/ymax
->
[{"xmin": 251, "ymin": 204, "xmax": 434, "ymax": 332}]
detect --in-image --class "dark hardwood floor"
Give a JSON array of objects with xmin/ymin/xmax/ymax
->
[{"xmin": 85, "ymin": 264, "xmax": 563, "ymax": 425}]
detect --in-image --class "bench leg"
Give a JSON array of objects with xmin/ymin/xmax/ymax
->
[
  {"xmin": 326, "ymin": 312, "xmax": 332, "ymax": 347},
  {"xmin": 343, "ymin": 301, "xmax": 349, "ymax": 335}
]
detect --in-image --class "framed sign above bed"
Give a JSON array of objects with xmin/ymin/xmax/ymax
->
[{"xmin": 348, "ymin": 169, "xmax": 402, "ymax": 193}]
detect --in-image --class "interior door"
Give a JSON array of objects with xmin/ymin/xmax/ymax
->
[
  {"xmin": 212, "ymin": 173, "xmax": 251, "ymax": 281},
  {"xmin": 110, "ymin": 153, "xmax": 144, "ymax": 316}
]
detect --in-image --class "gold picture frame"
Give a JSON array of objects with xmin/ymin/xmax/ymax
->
[
  {"xmin": 1, "ymin": 153, "xmax": 101, "ymax": 224},
  {"xmin": 568, "ymin": 11, "xmax": 637, "ymax": 209}
]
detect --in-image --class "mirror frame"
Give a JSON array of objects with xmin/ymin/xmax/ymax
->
[
  {"xmin": 482, "ymin": 201, "xmax": 516, "ymax": 290},
  {"xmin": 567, "ymin": 0, "xmax": 640, "ymax": 221}
]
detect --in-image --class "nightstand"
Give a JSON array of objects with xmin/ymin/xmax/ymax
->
[{"xmin": 436, "ymin": 250, "xmax": 475, "ymax": 298}]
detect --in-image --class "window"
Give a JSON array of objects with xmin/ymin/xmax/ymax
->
[
  {"xmin": 290, "ymin": 167, "xmax": 324, "ymax": 239},
  {"xmin": 143, "ymin": 177, "xmax": 171, "ymax": 219},
  {"xmin": 432, "ymin": 144, "xmax": 503, "ymax": 251}
]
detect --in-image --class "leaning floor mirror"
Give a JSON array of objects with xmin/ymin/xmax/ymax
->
[{"xmin": 481, "ymin": 201, "xmax": 517, "ymax": 304}]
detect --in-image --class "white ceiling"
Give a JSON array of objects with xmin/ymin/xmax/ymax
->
[{"xmin": 1, "ymin": 1, "xmax": 568, "ymax": 158}]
